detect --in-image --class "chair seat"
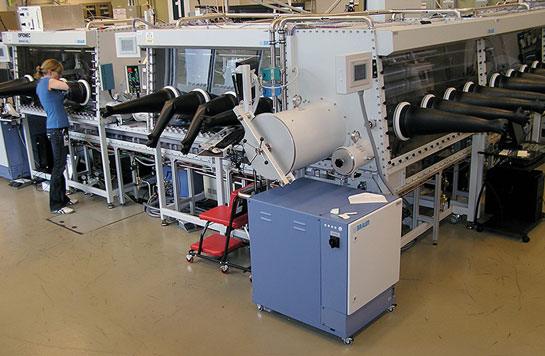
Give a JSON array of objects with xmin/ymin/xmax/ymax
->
[
  {"xmin": 190, "ymin": 233, "xmax": 244, "ymax": 257},
  {"xmin": 199, "ymin": 206, "xmax": 248, "ymax": 228}
]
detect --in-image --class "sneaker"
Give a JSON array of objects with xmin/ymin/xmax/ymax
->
[
  {"xmin": 67, "ymin": 198, "xmax": 79, "ymax": 206},
  {"xmin": 52, "ymin": 206, "xmax": 74, "ymax": 214}
]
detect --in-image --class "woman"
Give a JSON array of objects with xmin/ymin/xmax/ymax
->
[{"xmin": 35, "ymin": 59, "xmax": 78, "ymax": 214}]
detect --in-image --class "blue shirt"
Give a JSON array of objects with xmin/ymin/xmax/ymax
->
[{"xmin": 36, "ymin": 77, "xmax": 69, "ymax": 129}]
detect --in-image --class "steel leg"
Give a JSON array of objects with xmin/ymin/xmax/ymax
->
[
  {"xmin": 171, "ymin": 159, "xmax": 180, "ymax": 211},
  {"xmin": 215, "ymin": 157, "xmax": 225, "ymax": 206},
  {"xmin": 154, "ymin": 144, "xmax": 166, "ymax": 223},
  {"xmin": 97, "ymin": 124, "xmax": 115, "ymax": 207},
  {"xmin": 433, "ymin": 172, "xmax": 442, "ymax": 245},
  {"xmin": 114, "ymin": 147, "xmax": 125, "ymax": 205}
]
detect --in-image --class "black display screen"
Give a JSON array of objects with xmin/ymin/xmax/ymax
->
[{"xmin": 354, "ymin": 63, "xmax": 367, "ymax": 81}]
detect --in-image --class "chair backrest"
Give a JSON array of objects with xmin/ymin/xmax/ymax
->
[{"xmin": 228, "ymin": 184, "xmax": 254, "ymax": 217}]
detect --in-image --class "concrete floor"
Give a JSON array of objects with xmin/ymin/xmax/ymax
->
[{"xmin": 0, "ymin": 179, "xmax": 544, "ymax": 356}]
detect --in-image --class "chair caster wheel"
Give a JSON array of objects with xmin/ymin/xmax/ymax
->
[
  {"xmin": 220, "ymin": 265, "xmax": 229, "ymax": 274},
  {"xmin": 107, "ymin": 203, "xmax": 114, "ymax": 209},
  {"xmin": 186, "ymin": 255, "xmax": 193, "ymax": 263}
]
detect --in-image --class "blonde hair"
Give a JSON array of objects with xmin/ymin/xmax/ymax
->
[{"xmin": 34, "ymin": 59, "xmax": 63, "ymax": 80}]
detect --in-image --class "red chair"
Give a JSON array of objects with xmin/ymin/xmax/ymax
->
[{"xmin": 186, "ymin": 185, "xmax": 252, "ymax": 273}]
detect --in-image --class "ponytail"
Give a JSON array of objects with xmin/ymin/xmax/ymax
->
[{"xmin": 34, "ymin": 65, "xmax": 43, "ymax": 80}]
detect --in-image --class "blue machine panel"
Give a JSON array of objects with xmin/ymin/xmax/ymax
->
[
  {"xmin": 100, "ymin": 63, "xmax": 115, "ymax": 91},
  {"xmin": 249, "ymin": 178, "xmax": 399, "ymax": 340},
  {"xmin": 249, "ymin": 202, "xmax": 321, "ymax": 326},
  {"xmin": 320, "ymin": 218, "xmax": 348, "ymax": 315},
  {"xmin": 163, "ymin": 166, "xmax": 204, "ymax": 198},
  {"xmin": 0, "ymin": 121, "xmax": 30, "ymax": 180}
]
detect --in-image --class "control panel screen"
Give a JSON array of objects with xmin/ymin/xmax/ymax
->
[{"xmin": 353, "ymin": 63, "xmax": 367, "ymax": 82}]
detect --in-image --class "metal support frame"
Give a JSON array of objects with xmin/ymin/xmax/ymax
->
[
  {"xmin": 113, "ymin": 147, "xmax": 126, "ymax": 205},
  {"xmin": 171, "ymin": 158, "xmax": 180, "ymax": 212},
  {"xmin": 154, "ymin": 143, "xmax": 166, "ymax": 222},
  {"xmin": 466, "ymin": 38, "xmax": 488, "ymax": 223},
  {"xmin": 215, "ymin": 157, "xmax": 226, "ymax": 206}
]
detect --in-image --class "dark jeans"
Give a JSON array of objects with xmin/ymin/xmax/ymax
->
[{"xmin": 47, "ymin": 128, "xmax": 70, "ymax": 211}]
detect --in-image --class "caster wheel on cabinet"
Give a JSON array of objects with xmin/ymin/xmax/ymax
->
[
  {"xmin": 450, "ymin": 214, "xmax": 461, "ymax": 224},
  {"xmin": 342, "ymin": 337, "xmax": 353, "ymax": 345},
  {"xmin": 107, "ymin": 203, "xmax": 115, "ymax": 209},
  {"xmin": 522, "ymin": 235, "xmax": 530, "ymax": 243},
  {"xmin": 256, "ymin": 304, "xmax": 264, "ymax": 311}
]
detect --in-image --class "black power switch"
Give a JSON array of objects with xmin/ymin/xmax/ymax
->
[{"xmin": 329, "ymin": 236, "xmax": 340, "ymax": 249}]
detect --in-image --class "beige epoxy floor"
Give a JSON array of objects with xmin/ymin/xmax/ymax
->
[{"xmin": 0, "ymin": 179, "xmax": 544, "ymax": 356}]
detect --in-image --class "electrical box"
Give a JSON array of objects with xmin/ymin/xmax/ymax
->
[
  {"xmin": 17, "ymin": 5, "xmax": 85, "ymax": 31},
  {"xmin": 125, "ymin": 65, "xmax": 142, "ymax": 95},
  {"xmin": 100, "ymin": 63, "xmax": 115, "ymax": 91},
  {"xmin": 335, "ymin": 52, "xmax": 373, "ymax": 94}
]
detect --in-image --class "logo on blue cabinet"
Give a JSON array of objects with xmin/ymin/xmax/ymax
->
[{"xmin": 356, "ymin": 220, "xmax": 370, "ymax": 231}]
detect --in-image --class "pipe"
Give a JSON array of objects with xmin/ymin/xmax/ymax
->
[{"xmin": 131, "ymin": 18, "xmax": 158, "ymax": 31}]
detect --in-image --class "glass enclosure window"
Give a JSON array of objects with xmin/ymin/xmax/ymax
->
[
  {"xmin": 175, "ymin": 48, "xmax": 212, "ymax": 93},
  {"xmin": 172, "ymin": 48, "xmax": 264, "ymax": 96},
  {"xmin": 382, "ymin": 40, "xmax": 478, "ymax": 158},
  {"xmin": 17, "ymin": 47, "xmax": 94, "ymax": 82},
  {"xmin": 211, "ymin": 49, "xmax": 261, "ymax": 96},
  {"xmin": 485, "ymin": 29, "xmax": 542, "ymax": 76}
]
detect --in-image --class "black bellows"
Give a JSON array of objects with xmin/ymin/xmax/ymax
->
[
  {"xmin": 0, "ymin": 75, "xmax": 33, "ymax": 90},
  {"xmin": 464, "ymin": 81, "xmax": 545, "ymax": 103},
  {"xmin": 100, "ymin": 87, "xmax": 179, "ymax": 118},
  {"xmin": 445, "ymin": 88, "xmax": 545, "ymax": 114},
  {"xmin": 201, "ymin": 97, "xmax": 273, "ymax": 132},
  {"xmin": 180, "ymin": 93, "xmax": 240, "ymax": 154},
  {"xmin": 65, "ymin": 80, "xmax": 91, "ymax": 105},
  {"xmin": 505, "ymin": 70, "xmax": 545, "ymax": 82},
  {"xmin": 0, "ymin": 80, "xmax": 37, "ymax": 98},
  {"xmin": 422, "ymin": 95, "xmax": 530, "ymax": 125},
  {"xmin": 145, "ymin": 90, "xmax": 209, "ymax": 148},
  {"xmin": 393, "ymin": 102, "xmax": 508, "ymax": 141},
  {"xmin": 489, "ymin": 73, "xmax": 545, "ymax": 94}
]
